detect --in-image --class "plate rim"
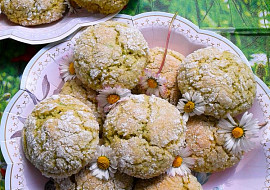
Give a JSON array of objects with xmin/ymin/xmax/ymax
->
[
  {"xmin": 1, "ymin": 12, "xmax": 270, "ymax": 189},
  {"xmin": 20, "ymin": 11, "xmax": 253, "ymax": 90},
  {"xmin": 0, "ymin": 12, "xmax": 118, "ymax": 45}
]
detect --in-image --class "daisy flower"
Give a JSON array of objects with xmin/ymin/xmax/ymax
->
[
  {"xmin": 89, "ymin": 145, "xmax": 118, "ymax": 180},
  {"xmin": 96, "ymin": 86, "xmax": 131, "ymax": 113},
  {"xmin": 59, "ymin": 54, "xmax": 76, "ymax": 82},
  {"xmin": 139, "ymin": 69, "xmax": 167, "ymax": 98},
  {"xmin": 166, "ymin": 147, "xmax": 195, "ymax": 177},
  {"xmin": 177, "ymin": 91, "xmax": 205, "ymax": 122},
  {"xmin": 217, "ymin": 112, "xmax": 259, "ymax": 155}
]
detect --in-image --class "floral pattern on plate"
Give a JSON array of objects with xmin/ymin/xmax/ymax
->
[{"xmin": 1, "ymin": 12, "xmax": 270, "ymax": 190}]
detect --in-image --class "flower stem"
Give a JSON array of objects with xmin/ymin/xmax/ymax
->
[{"xmin": 157, "ymin": 12, "xmax": 178, "ymax": 74}]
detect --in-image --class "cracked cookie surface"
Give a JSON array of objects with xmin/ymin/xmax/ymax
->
[
  {"xmin": 177, "ymin": 47, "xmax": 256, "ymax": 118},
  {"xmin": 1, "ymin": 0, "xmax": 66, "ymax": 26},
  {"xmin": 103, "ymin": 94, "xmax": 186, "ymax": 179},
  {"xmin": 60, "ymin": 78, "xmax": 103, "ymax": 126},
  {"xmin": 136, "ymin": 47, "xmax": 185, "ymax": 105},
  {"xmin": 74, "ymin": 21, "xmax": 149, "ymax": 90},
  {"xmin": 73, "ymin": 0, "xmax": 129, "ymax": 14},
  {"xmin": 22, "ymin": 94, "xmax": 99, "ymax": 178},
  {"xmin": 186, "ymin": 116, "xmax": 241, "ymax": 173},
  {"xmin": 55, "ymin": 168, "xmax": 133, "ymax": 190},
  {"xmin": 134, "ymin": 174, "xmax": 202, "ymax": 190}
]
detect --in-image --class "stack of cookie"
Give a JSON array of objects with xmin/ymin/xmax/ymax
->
[
  {"xmin": 0, "ymin": 0, "xmax": 129, "ymax": 26},
  {"xmin": 22, "ymin": 21, "xmax": 258, "ymax": 190}
]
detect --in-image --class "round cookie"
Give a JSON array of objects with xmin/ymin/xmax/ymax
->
[
  {"xmin": 74, "ymin": 21, "xmax": 149, "ymax": 90},
  {"xmin": 55, "ymin": 169, "xmax": 133, "ymax": 190},
  {"xmin": 136, "ymin": 47, "xmax": 185, "ymax": 105},
  {"xmin": 186, "ymin": 116, "xmax": 241, "ymax": 173},
  {"xmin": 72, "ymin": 0, "xmax": 129, "ymax": 14},
  {"xmin": 134, "ymin": 174, "xmax": 202, "ymax": 190},
  {"xmin": 103, "ymin": 94, "xmax": 186, "ymax": 179},
  {"xmin": 1, "ymin": 0, "xmax": 66, "ymax": 26},
  {"xmin": 177, "ymin": 47, "xmax": 256, "ymax": 119},
  {"xmin": 22, "ymin": 94, "xmax": 99, "ymax": 178},
  {"xmin": 60, "ymin": 78, "xmax": 103, "ymax": 126}
]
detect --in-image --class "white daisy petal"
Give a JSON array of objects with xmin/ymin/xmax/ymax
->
[
  {"xmin": 177, "ymin": 91, "xmax": 205, "ymax": 119},
  {"xmin": 224, "ymin": 136, "xmax": 235, "ymax": 151},
  {"xmin": 89, "ymin": 145, "xmax": 118, "ymax": 180},
  {"xmin": 183, "ymin": 113, "xmax": 189, "ymax": 122},
  {"xmin": 96, "ymin": 86, "xmax": 131, "ymax": 113},
  {"xmin": 195, "ymin": 105, "xmax": 205, "ymax": 112},
  {"xmin": 217, "ymin": 129, "xmax": 230, "ymax": 134},
  {"xmin": 146, "ymin": 88, "xmax": 156, "ymax": 96},
  {"xmin": 104, "ymin": 170, "xmax": 109, "ymax": 180},
  {"xmin": 167, "ymin": 147, "xmax": 195, "ymax": 177},
  {"xmin": 166, "ymin": 167, "xmax": 173, "ymax": 176},
  {"xmin": 218, "ymin": 119, "xmax": 235, "ymax": 129},
  {"xmin": 159, "ymin": 85, "xmax": 167, "ymax": 98},
  {"xmin": 240, "ymin": 112, "xmax": 253, "ymax": 127},
  {"xmin": 177, "ymin": 101, "xmax": 185, "ymax": 110},
  {"xmin": 193, "ymin": 107, "xmax": 204, "ymax": 115},
  {"xmin": 171, "ymin": 168, "xmax": 176, "ymax": 176},
  {"xmin": 183, "ymin": 92, "xmax": 191, "ymax": 101},
  {"xmin": 189, "ymin": 112, "xmax": 196, "ymax": 117},
  {"xmin": 59, "ymin": 54, "xmax": 76, "ymax": 82},
  {"xmin": 227, "ymin": 114, "xmax": 237, "ymax": 126},
  {"xmin": 89, "ymin": 162, "xmax": 98, "ymax": 170},
  {"xmin": 154, "ymin": 89, "xmax": 160, "ymax": 97},
  {"xmin": 183, "ymin": 157, "xmax": 195, "ymax": 166},
  {"xmin": 217, "ymin": 112, "xmax": 259, "ymax": 155},
  {"xmin": 92, "ymin": 168, "xmax": 101, "ymax": 176},
  {"xmin": 139, "ymin": 70, "xmax": 168, "ymax": 98}
]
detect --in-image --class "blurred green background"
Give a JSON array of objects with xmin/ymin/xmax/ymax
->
[{"xmin": 0, "ymin": 0, "xmax": 270, "ymax": 189}]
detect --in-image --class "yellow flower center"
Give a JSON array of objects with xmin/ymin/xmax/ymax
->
[
  {"xmin": 184, "ymin": 101, "xmax": 195, "ymax": 113},
  {"xmin": 107, "ymin": 94, "xmax": 120, "ymax": 104},
  {"xmin": 69, "ymin": 62, "xmax": 75, "ymax": 75},
  {"xmin": 147, "ymin": 78, "xmax": 158, "ymax": 89},
  {"xmin": 97, "ymin": 156, "xmax": 110, "ymax": 170},
  {"xmin": 232, "ymin": 127, "xmax": 244, "ymax": 139},
  {"xmin": 172, "ymin": 156, "xmax": 183, "ymax": 168}
]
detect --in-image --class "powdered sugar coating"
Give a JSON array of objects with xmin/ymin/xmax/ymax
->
[
  {"xmin": 22, "ymin": 94, "xmax": 99, "ymax": 178},
  {"xmin": 134, "ymin": 174, "xmax": 202, "ymax": 190},
  {"xmin": 177, "ymin": 47, "xmax": 256, "ymax": 118},
  {"xmin": 186, "ymin": 116, "xmax": 241, "ymax": 173},
  {"xmin": 55, "ymin": 176, "xmax": 76, "ymax": 190},
  {"xmin": 73, "ymin": 0, "xmax": 129, "ymax": 14},
  {"xmin": 60, "ymin": 78, "xmax": 103, "ymax": 126},
  {"xmin": 136, "ymin": 47, "xmax": 185, "ymax": 105},
  {"xmin": 55, "ymin": 169, "xmax": 133, "ymax": 190},
  {"xmin": 1, "ymin": 0, "xmax": 66, "ymax": 26},
  {"xmin": 103, "ymin": 94, "xmax": 186, "ymax": 179},
  {"xmin": 74, "ymin": 21, "xmax": 149, "ymax": 90}
]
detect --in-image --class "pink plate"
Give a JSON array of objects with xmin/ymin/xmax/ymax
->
[
  {"xmin": 0, "ymin": 9, "xmax": 118, "ymax": 45},
  {"xmin": 1, "ymin": 12, "xmax": 270, "ymax": 190}
]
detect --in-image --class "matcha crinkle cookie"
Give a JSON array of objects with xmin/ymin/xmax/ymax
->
[
  {"xmin": 137, "ymin": 47, "xmax": 185, "ymax": 105},
  {"xmin": 22, "ymin": 94, "xmax": 99, "ymax": 178},
  {"xmin": 103, "ymin": 94, "xmax": 186, "ymax": 179},
  {"xmin": 186, "ymin": 116, "xmax": 241, "ymax": 173},
  {"xmin": 55, "ymin": 168, "xmax": 134, "ymax": 190},
  {"xmin": 72, "ymin": 0, "xmax": 129, "ymax": 14},
  {"xmin": 60, "ymin": 78, "xmax": 103, "ymax": 126},
  {"xmin": 74, "ymin": 21, "xmax": 149, "ymax": 90},
  {"xmin": 177, "ymin": 47, "xmax": 256, "ymax": 119},
  {"xmin": 134, "ymin": 174, "xmax": 202, "ymax": 190},
  {"xmin": 1, "ymin": 0, "xmax": 66, "ymax": 26}
]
